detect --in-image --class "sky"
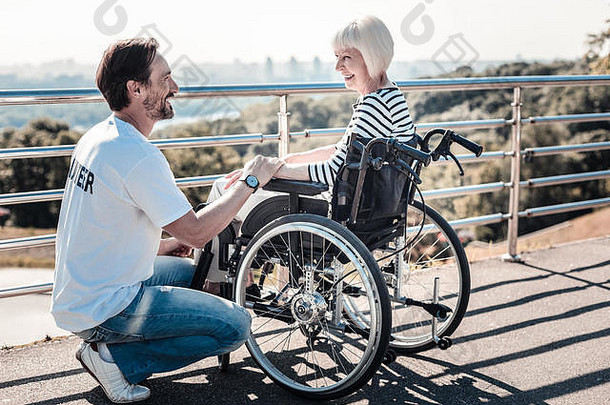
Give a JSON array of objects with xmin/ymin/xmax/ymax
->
[{"xmin": 0, "ymin": 0, "xmax": 608, "ymax": 66}]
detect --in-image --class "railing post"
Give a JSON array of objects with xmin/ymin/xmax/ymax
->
[
  {"xmin": 277, "ymin": 95, "xmax": 290, "ymax": 158},
  {"xmin": 503, "ymin": 86, "xmax": 523, "ymax": 262}
]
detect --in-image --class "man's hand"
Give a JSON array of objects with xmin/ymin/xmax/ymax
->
[
  {"xmin": 224, "ymin": 156, "xmax": 284, "ymax": 190},
  {"xmin": 158, "ymin": 237, "xmax": 193, "ymax": 257}
]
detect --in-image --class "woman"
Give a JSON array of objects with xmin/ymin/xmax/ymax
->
[
  {"xmin": 204, "ymin": 15, "xmax": 415, "ymax": 285},
  {"xmin": 257, "ymin": 15, "xmax": 414, "ymax": 186}
]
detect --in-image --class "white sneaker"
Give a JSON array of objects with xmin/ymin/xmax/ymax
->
[{"xmin": 76, "ymin": 342, "xmax": 150, "ymax": 403}]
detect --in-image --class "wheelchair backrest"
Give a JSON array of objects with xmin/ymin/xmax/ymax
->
[{"xmin": 331, "ymin": 133, "xmax": 419, "ymax": 225}]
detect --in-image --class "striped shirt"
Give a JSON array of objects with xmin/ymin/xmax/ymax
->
[{"xmin": 308, "ymin": 86, "xmax": 415, "ymax": 186}]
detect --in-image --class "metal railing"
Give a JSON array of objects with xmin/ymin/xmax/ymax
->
[{"xmin": 1, "ymin": 74, "xmax": 609, "ymax": 297}]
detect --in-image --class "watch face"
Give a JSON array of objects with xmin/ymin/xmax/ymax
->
[{"xmin": 246, "ymin": 175, "xmax": 259, "ymax": 188}]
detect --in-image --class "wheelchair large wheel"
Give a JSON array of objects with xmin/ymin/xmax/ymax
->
[
  {"xmin": 352, "ymin": 200, "xmax": 470, "ymax": 354},
  {"xmin": 234, "ymin": 214, "xmax": 391, "ymax": 400}
]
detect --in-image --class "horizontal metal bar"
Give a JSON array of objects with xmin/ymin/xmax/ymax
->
[
  {"xmin": 523, "ymin": 112, "xmax": 610, "ymax": 125},
  {"xmin": 0, "ymin": 88, "xmax": 103, "ymax": 106},
  {"xmin": 175, "ymin": 174, "xmax": 222, "ymax": 188},
  {"xmin": 521, "ymin": 170, "xmax": 610, "ymax": 188},
  {"xmin": 0, "ymin": 173, "xmax": 228, "ymax": 205},
  {"xmin": 523, "ymin": 141, "xmax": 610, "ymax": 158},
  {"xmin": 2, "ymin": 75, "xmax": 609, "ymax": 106},
  {"xmin": 151, "ymin": 133, "xmax": 269, "ymax": 149},
  {"xmin": 0, "ymin": 283, "xmax": 53, "ymax": 299},
  {"xmin": 422, "ymin": 182, "xmax": 507, "ymax": 199},
  {"xmin": 289, "ymin": 119, "xmax": 510, "ymax": 141},
  {"xmin": 448, "ymin": 213, "xmax": 510, "ymax": 228},
  {"xmin": 417, "ymin": 119, "xmax": 509, "ymax": 130},
  {"xmin": 394, "ymin": 75, "xmax": 610, "ymax": 92},
  {"xmin": 0, "ymin": 234, "xmax": 56, "ymax": 251},
  {"xmin": 0, "ymin": 189, "xmax": 64, "ymax": 205},
  {"xmin": 291, "ymin": 112, "xmax": 607, "ymax": 139},
  {"xmin": 0, "ymin": 133, "xmax": 279, "ymax": 161},
  {"xmin": 0, "ymin": 145, "xmax": 75, "ymax": 160},
  {"xmin": 0, "ymin": 88, "xmax": 101, "ymax": 98},
  {"xmin": 407, "ymin": 212, "xmax": 508, "ymax": 234},
  {"xmin": 290, "ymin": 128, "xmax": 345, "ymax": 139},
  {"xmin": 519, "ymin": 197, "xmax": 610, "ymax": 218}
]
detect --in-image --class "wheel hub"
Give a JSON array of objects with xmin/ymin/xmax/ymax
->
[{"xmin": 291, "ymin": 292, "xmax": 327, "ymax": 324}]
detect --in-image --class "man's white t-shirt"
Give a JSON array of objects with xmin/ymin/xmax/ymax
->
[{"xmin": 51, "ymin": 115, "xmax": 192, "ymax": 332}]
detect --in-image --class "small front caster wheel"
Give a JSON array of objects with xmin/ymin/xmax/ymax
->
[
  {"xmin": 437, "ymin": 337, "xmax": 452, "ymax": 350},
  {"xmin": 218, "ymin": 353, "xmax": 230, "ymax": 372},
  {"xmin": 383, "ymin": 349, "xmax": 397, "ymax": 365}
]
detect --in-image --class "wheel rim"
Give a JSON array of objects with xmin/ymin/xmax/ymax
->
[{"xmin": 235, "ymin": 220, "xmax": 385, "ymax": 395}]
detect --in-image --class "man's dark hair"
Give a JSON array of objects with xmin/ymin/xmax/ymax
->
[{"xmin": 95, "ymin": 38, "xmax": 159, "ymax": 111}]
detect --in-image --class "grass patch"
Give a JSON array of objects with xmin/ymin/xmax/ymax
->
[
  {"xmin": 0, "ymin": 226, "xmax": 56, "ymax": 268},
  {"xmin": 0, "ymin": 255, "xmax": 55, "ymax": 268}
]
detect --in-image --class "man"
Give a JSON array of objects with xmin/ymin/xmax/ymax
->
[{"xmin": 50, "ymin": 38, "xmax": 283, "ymax": 403}]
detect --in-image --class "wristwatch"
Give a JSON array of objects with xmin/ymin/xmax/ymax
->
[{"xmin": 241, "ymin": 174, "xmax": 259, "ymax": 192}]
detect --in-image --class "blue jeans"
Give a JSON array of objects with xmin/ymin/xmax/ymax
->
[{"xmin": 75, "ymin": 255, "xmax": 251, "ymax": 384}]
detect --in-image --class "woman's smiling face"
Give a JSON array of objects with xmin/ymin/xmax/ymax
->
[{"xmin": 334, "ymin": 48, "xmax": 372, "ymax": 95}]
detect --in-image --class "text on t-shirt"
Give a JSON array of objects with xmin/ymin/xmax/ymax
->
[{"xmin": 67, "ymin": 158, "xmax": 95, "ymax": 195}]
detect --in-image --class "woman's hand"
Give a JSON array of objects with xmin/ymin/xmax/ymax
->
[
  {"xmin": 223, "ymin": 168, "xmax": 244, "ymax": 190},
  {"xmin": 223, "ymin": 156, "xmax": 285, "ymax": 190}
]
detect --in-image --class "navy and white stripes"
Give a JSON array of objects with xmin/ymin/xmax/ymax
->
[{"xmin": 308, "ymin": 86, "xmax": 415, "ymax": 186}]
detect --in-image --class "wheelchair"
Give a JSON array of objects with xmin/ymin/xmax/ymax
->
[{"xmin": 192, "ymin": 128, "xmax": 483, "ymax": 400}]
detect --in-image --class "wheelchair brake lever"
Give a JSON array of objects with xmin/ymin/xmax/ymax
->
[
  {"xmin": 369, "ymin": 156, "xmax": 384, "ymax": 171},
  {"xmin": 445, "ymin": 151, "xmax": 465, "ymax": 176},
  {"xmin": 396, "ymin": 158, "xmax": 423, "ymax": 184}
]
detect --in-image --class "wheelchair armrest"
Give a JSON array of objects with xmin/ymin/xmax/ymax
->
[{"xmin": 263, "ymin": 179, "xmax": 329, "ymax": 195}]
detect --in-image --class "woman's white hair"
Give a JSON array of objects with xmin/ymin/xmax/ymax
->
[{"xmin": 332, "ymin": 15, "xmax": 394, "ymax": 79}]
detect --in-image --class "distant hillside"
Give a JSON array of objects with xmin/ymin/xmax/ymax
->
[{"xmin": 0, "ymin": 57, "xmax": 555, "ymax": 130}]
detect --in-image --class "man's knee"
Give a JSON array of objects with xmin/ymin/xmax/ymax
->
[
  {"xmin": 237, "ymin": 306, "xmax": 252, "ymax": 340},
  {"xmin": 223, "ymin": 305, "xmax": 251, "ymax": 348},
  {"xmin": 150, "ymin": 255, "xmax": 195, "ymax": 287}
]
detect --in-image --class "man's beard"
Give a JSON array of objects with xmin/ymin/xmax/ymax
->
[{"xmin": 143, "ymin": 91, "xmax": 175, "ymax": 121}]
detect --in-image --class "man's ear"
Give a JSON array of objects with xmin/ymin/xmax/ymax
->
[{"xmin": 126, "ymin": 80, "xmax": 143, "ymax": 99}]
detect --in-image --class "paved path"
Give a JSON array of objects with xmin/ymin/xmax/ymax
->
[
  {"xmin": 0, "ymin": 268, "xmax": 67, "ymax": 347},
  {"xmin": 1, "ymin": 237, "xmax": 609, "ymax": 404}
]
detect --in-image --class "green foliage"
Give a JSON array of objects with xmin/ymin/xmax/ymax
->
[
  {"xmin": 586, "ymin": 19, "xmax": 610, "ymax": 73},
  {"xmin": 154, "ymin": 119, "xmax": 248, "ymax": 205},
  {"xmin": 0, "ymin": 118, "xmax": 80, "ymax": 227}
]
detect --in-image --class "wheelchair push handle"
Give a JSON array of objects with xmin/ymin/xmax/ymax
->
[
  {"xmin": 391, "ymin": 139, "xmax": 432, "ymax": 167},
  {"xmin": 420, "ymin": 128, "xmax": 483, "ymax": 176},
  {"xmin": 422, "ymin": 128, "xmax": 483, "ymax": 158},
  {"xmin": 450, "ymin": 131, "xmax": 483, "ymax": 157}
]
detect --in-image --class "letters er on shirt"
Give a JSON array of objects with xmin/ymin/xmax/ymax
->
[{"xmin": 67, "ymin": 158, "xmax": 95, "ymax": 195}]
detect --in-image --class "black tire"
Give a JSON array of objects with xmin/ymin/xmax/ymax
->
[
  {"xmin": 365, "ymin": 200, "xmax": 470, "ymax": 354},
  {"xmin": 234, "ymin": 214, "xmax": 391, "ymax": 400}
]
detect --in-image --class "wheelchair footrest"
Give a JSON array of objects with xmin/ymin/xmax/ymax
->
[{"xmin": 403, "ymin": 298, "xmax": 452, "ymax": 321}]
